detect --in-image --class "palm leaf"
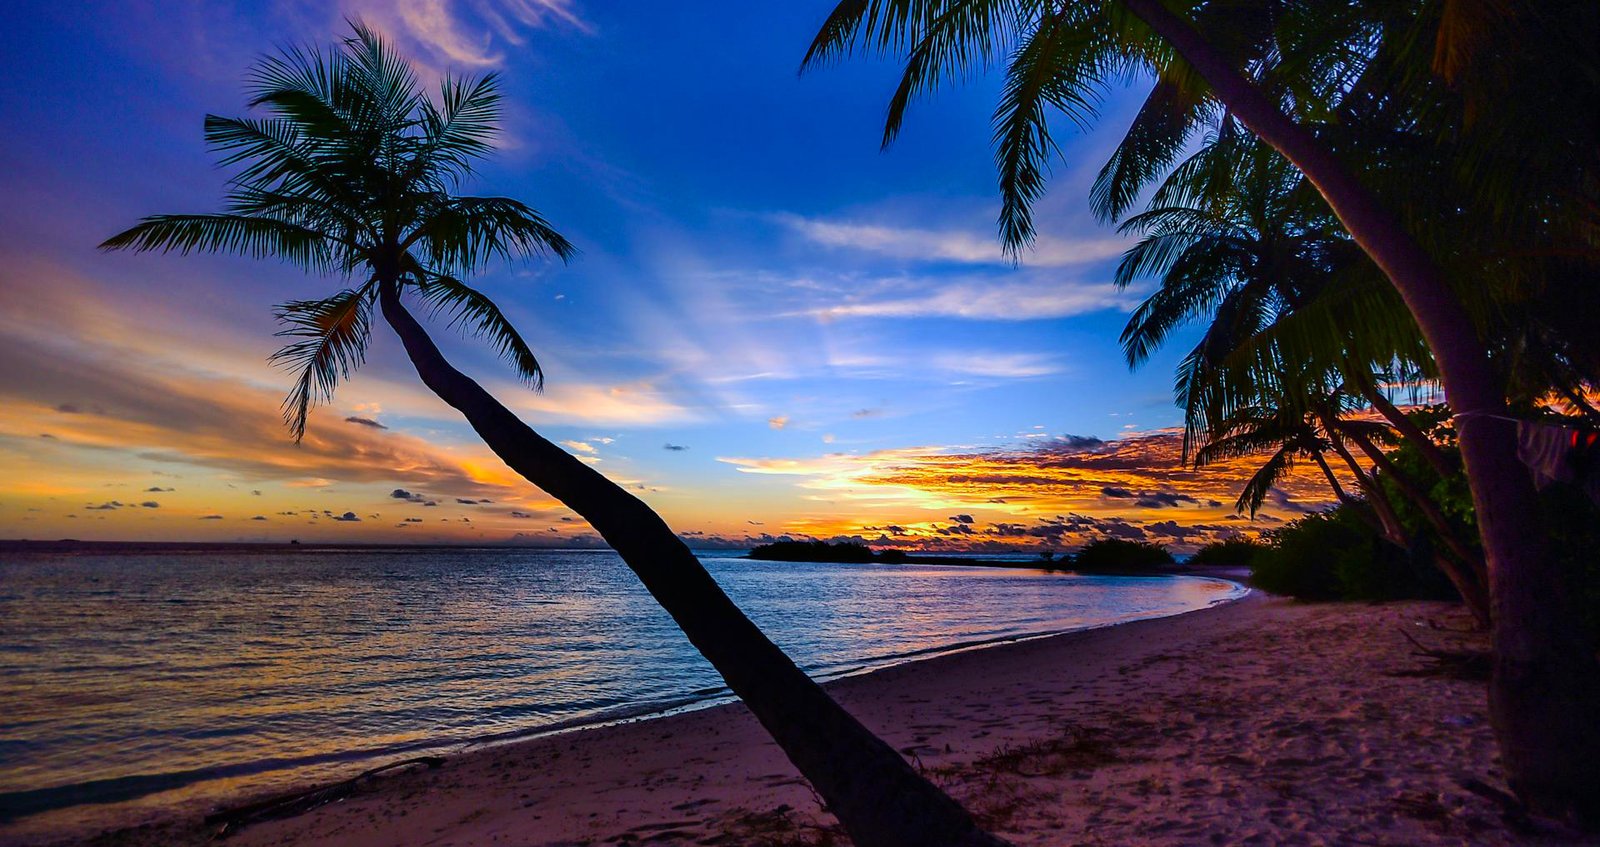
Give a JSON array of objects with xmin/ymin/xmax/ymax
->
[
  {"xmin": 270, "ymin": 286, "xmax": 375, "ymax": 440},
  {"xmin": 414, "ymin": 274, "xmax": 544, "ymax": 389},
  {"xmin": 99, "ymin": 214, "xmax": 338, "ymax": 271}
]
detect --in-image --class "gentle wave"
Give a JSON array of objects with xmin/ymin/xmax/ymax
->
[{"xmin": 0, "ymin": 547, "xmax": 1243, "ymax": 831}]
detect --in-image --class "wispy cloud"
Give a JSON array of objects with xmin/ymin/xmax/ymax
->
[
  {"xmin": 327, "ymin": 0, "xmax": 591, "ymax": 69},
  {"xmin": 809, "ymin": 278, "xmax": 1139, "ymax": 321},
  {"xmin": 775, "ymin": 213, "xmax": 1127, "ymax": 268},
  {"xmin": 932, "ymin": 352, "xmax": 1062, "ymax": 379},
  {"xmin": 0, "ymin": 328, "xmax": 529, "ymax": 501}
]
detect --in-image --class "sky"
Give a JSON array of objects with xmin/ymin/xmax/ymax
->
[{"xmin": 0, "ymin": 1, "xmax": 1336, "ymax": 552}]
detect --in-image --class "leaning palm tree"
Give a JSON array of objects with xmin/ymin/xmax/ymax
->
[
  {"xmin": 102, "ymin": 25, "xmax": 1005, "ymax": 847},
  {"xmin": 805, "ymin": 1, "xmax": 1600, "ymax": 822}
]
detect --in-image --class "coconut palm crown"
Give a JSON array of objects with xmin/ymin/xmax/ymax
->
[{"xmin": 101, "ymin": 23, "xmax": 574, "ymax": 439}]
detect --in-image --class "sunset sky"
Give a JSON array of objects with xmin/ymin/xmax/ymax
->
[{"xmin": 0, "ymin": 1, "xmax": 1337, "ymax": 551}]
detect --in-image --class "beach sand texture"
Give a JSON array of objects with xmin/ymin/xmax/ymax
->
[{"xmin": 55, "ymin": 595, "xmax": 1588, "ymax": 847}]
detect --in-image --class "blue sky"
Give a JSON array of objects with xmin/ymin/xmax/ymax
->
[{"xmin": 0, "ymin": 2, "xmax": 1327, "ymax": 548}]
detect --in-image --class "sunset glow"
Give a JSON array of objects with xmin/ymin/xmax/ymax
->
[{"xmin": 0, "ymin": 2, "xmax": 1336, "ymax": 551}]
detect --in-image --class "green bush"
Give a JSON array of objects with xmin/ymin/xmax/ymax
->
[
  {"xmin": 1185, "ymin": 537, "xmax": 1264, "ymax": 568},
  {"xmin": 1250, "ymin": 504, "xmax": 1456, "ymax": 602},
  {"xmin": 1071, "ymin": 538, "xmax": 1175, "ymax": 571}
]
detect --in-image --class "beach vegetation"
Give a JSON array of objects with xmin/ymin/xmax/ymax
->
[
  {"xmin": 1184, "ymin": 538, "xmax": 1263, "ymax": 569},
  {"xmin": 748, "ymin": 540, "xmax": 877, "ymax": 563},
  {"xmin": 101, "ymin": 25, "xmax": 1005, "ymax": 847},
  {"xmin": 1249, "ymin": 505, "xmax": 1454, "ymax": 603},
  {"xmin": 1070, "ymin": 538, "xmax": 1174, "ymax": 572},
  {"xmin": 807, "ymin": 1, "xmax": 1600, "ymax": 820}
]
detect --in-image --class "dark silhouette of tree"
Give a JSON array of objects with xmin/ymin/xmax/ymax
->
[{"xmin": 103, "ymin": 25, "xmax": 1006, "ymax": 847}]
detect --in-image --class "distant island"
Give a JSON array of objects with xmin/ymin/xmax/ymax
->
[{"xmin": 745, "ymin": 538, "xmax": 1255, "ymax": 576}]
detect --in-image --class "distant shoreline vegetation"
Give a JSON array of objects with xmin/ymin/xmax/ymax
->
[
  {"xmin": 745, "ymin": 538, "xmax": 1221, "ymax": 575},
  {"xmin": 746, "ymin": 540, "xmax": 884, "ymax": 564}
]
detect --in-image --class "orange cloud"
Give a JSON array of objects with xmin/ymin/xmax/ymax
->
[{"xmin": 719, "ymin": 431, "xmax": 1338, "ymax": 553}]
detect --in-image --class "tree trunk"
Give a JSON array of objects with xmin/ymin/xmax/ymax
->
[
  {"xmin": 1322, "ymin": 427, "xmax": 1408, "ymax": 545},
  {"xmin": 377, "ymin": 280, "xmax": 1006, "ymax": 847},
  {"xmin": 1334, "ymin": 421, "xmax": 1491, "ymax": 626},
  {"xmin": 1310, "ymin": 448, "xmax": 1355, "ymax": 507},
  {"xmin": 1349, "ymin": 369, "xmax": 1456, "ymax": 478},
  {"xmin": 1121, "ymin": 0, "xmax": 1600, "ymax": 823}
]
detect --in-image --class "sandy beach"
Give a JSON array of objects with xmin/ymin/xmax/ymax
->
[{"xmin": 19, "ymin": 592, "xmax": 1583, "ymax": 846}]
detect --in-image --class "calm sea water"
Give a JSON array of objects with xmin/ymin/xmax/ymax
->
[{"xmin": 0, "ymin": 546, "xmax": 1242, "ymax": 833}]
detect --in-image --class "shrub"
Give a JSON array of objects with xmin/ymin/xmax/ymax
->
[
  {"xmin": 1071, "ymin": 538, "xmax": 1175, "ymax": 571},
  {"xmin": 1249, "ymin": 504, "xmax": 1455, "ymax": 602},
  {"xmin": 747, "ymin": 540, "xmax": 876, "ymax": 563},
  {"xmin": 1185, "ymin": 537, "xmax": 1264, "ymax": 568}
]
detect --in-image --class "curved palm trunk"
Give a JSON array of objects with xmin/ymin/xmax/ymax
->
[
  {"xmin": 1324, "ymin": 430, "xmax": 1407, "ymax": 543},
  {"xmin": 1336, "ymin": 423, "xmax": 1491, "ymax": 625},
  {"xmin": 1121, "ymin": 0, "xmax": 1600, "ymax": 822},
  {"xmin": 377, "ymin": 281, "xmax": 1006, "ymax": 847},
  {"xmin": 1310, "ymin": 449, "xmax": 1350, "ymax": 503},
  {"xmin": 1349, "ymin": 370, "xmax": 1456, "ymax": 478}
]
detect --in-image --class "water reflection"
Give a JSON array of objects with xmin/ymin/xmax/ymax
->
[{"xmin": 0, "ymin": 548, "xmax": 1242, "ymax": 831}]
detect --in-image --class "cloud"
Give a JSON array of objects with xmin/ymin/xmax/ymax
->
[
  {"xmin": 330, "ymin": 0, "xmax": 591, "ymax": 72},
  {"xmin": 0, "ymin": 325, "xmax": 536, "ymax": 504},
  {"xmin": 251, "ymin": 515, "xmax": 267, "ymax": 521},
  {"xmin": 719, "ymin": 428, "xmax": 1336, "ymax": 552},
  {"xmin": 199, "ymin": 514, "xmax": 223, "ymax": 520},
  {"xmin": 933, "ymin": 352, "xmax": 1062, "ymax": 379},
  {"xmin": 663, "ymin": 443, "xmax": 689, "ymax": 451},
  {"xmin": 768, "ymin": 416, "xmax": 789, "ymax": 430},
  {"xmin": 345, "ymin": 416, "xmax": 388, "ymax": 429},
  {"xmin": 808, "ymin": 278, "xmax": 1139, "ymax": 322},
  {"xmin": 85, "ymin": 501, "xmax": 122, "ymax": 510},
  {"xmin": 561, "ymin": 440, "xmax": 599, "ymax": 455},
  {"xmin": 140, "ymin": 501, "xmax": 160, "ymax": 508},
  {"xmin": 332, "ymin": 511, "xmax": 361, "ymax": 522},
  {"xmin": 507, "ymin": 380, "xmax": 701, "ymax": 428},
  {"xmin": 775, "ymin": 214, "xmax": 1127, "ymax": 267},
  {"xmin": 145, "ymin": 486, "xmax": 174, "ymax": 492}
]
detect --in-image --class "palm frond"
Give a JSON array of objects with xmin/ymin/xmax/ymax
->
[
  {"xmin": 880, "ymin": 1, "xmax": 1030, "ymax": 146},
  {"xmin": 1091, "ymin": 76, "xmax": 1210, "ymax": 222},
  {"xmin": 414, "ymin": 274, "xmax": 544, "ymax": 388},
  {"xmin": 414, "ymin": 73, "xmax": 502, "ymax": 188},
  {"xmin": 1233, "ymin": 447, "xmax": 1293, "ymax": 516},
  {"xmin": 99, "ymin": 214, "xmax": 338, "ymax": 271},
  {"xmin": 993, "ymin": 8, "xmax": 1117, "ymax": 252},
  {"xmin": 269, "ymin": 286, "xmax": 375, "ymax": 440},
  {"xmin": 409, "ymin": 195, "xmax": 576, "ymax": 274}
]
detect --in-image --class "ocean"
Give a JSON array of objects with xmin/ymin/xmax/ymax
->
[{"xmin": 0, "ymin": 545, "xmax": 1243, "ymax": 834}]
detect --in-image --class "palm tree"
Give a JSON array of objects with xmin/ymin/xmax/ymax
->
[
  {"xmin": 805, "ymin": 1, "xmax": 1600, "ymax": 821},
  {"xmin": 1109, "ymin": 134, "xmax": 1490, "ymax": 622},
  {"xmin": 102, "ymin": 26, "xmax": 1006, "ymax": 847}
]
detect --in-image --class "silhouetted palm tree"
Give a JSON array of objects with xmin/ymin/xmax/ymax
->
[
  {"xmin": 1112, "ymin": 135, "xmax": 1489, "ymax": 622},
  {"xmin": 805, "ymin": 2, "xmax": 1600, "ymax": 820},
  {"xmin": 103, "ymin": 25, "xmax": 1005, "ymax": 847}
]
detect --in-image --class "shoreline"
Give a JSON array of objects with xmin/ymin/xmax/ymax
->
[
  {"xmin": 13, "ymin": 590, "xmax": 1538, "ymax": 847},
  {"xmin": 2, "ymin": 575, "xmax": 1246, "ymax": 843}
]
